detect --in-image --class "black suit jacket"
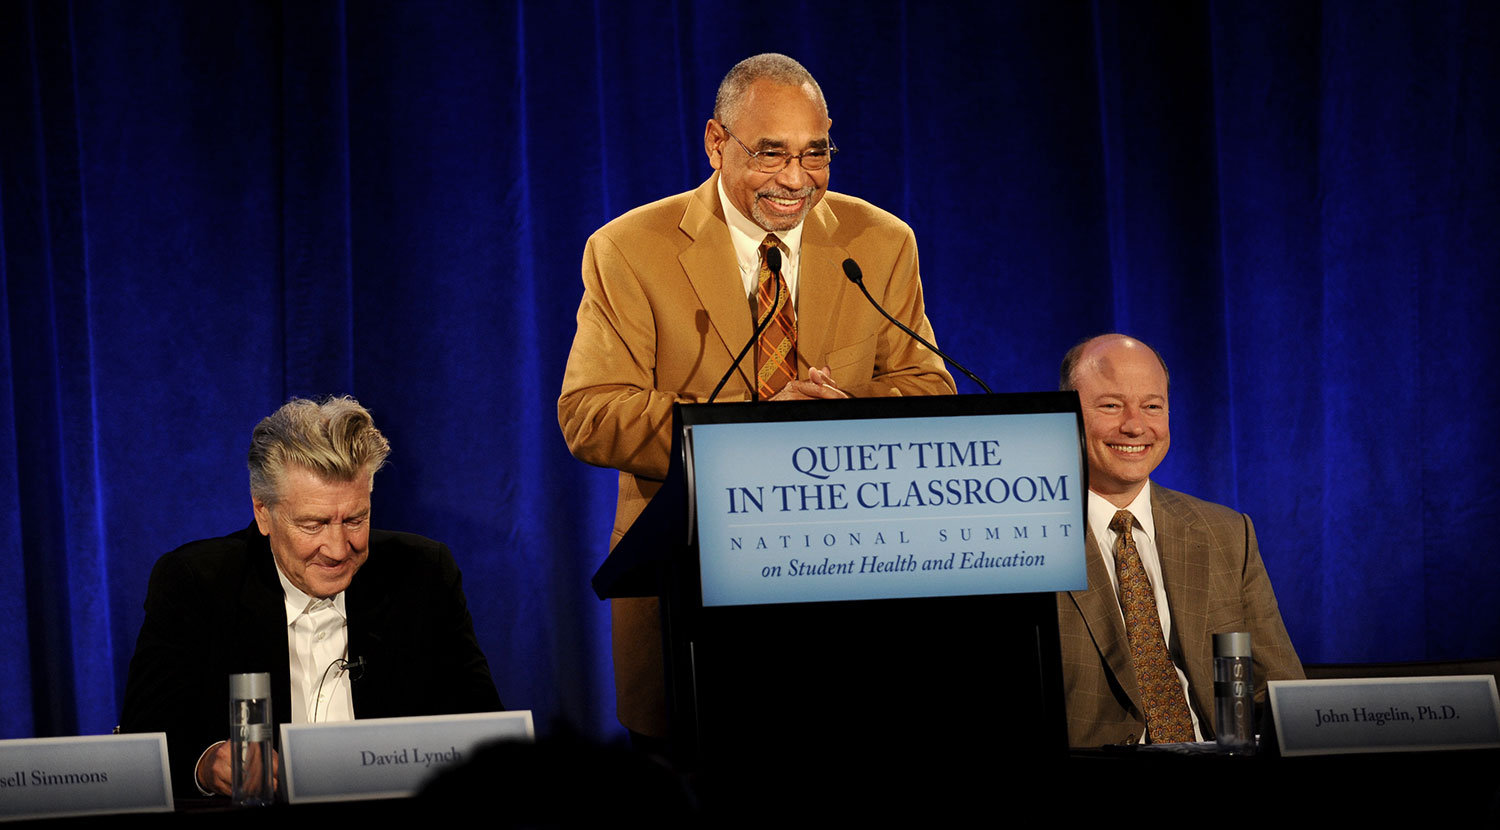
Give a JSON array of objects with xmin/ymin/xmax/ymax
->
[{"xmin": 119, "ymin": 523, "xmax": 502, "ymax": 794}]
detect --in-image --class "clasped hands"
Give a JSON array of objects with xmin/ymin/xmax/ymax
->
[{"xmin": 768, "ymin": 366, "xmax": 849, "ymax": 401}]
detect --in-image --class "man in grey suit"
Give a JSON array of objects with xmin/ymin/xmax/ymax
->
[{"xmin": 1056, "ymin": 334, "xmax": 1303, "ymax": 747}]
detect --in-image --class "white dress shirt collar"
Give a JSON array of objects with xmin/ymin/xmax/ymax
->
[
  {"xmin": 274, "ymin": 562, "xmax": 354, "ymax": 724},
  {"xmin": 276, "ymin": 564, "xmax": 347, "ymax": 625},
  {"xmin": 1087, "ymin": 482, "xmax": 1156, "ymax": 550},
  {"xmin": 717, "ymin": 175, "xmax": 803, "ymax": 302}
]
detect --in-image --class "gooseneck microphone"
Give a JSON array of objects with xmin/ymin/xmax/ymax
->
[
  {"xmin": 708, "ymin": 245, "xmax": 784, "ymax": 403},
  {"xmin": 841, "ymin": 258, "xmax": 992, "ymax": 393}
]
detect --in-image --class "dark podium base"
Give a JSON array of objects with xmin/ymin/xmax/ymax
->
[{"xmin": 669, "ymin": 590, "xmax": 1067, "ymax": 775}]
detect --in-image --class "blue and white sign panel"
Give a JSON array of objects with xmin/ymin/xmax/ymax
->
[
  {"xmin": 281, "ymin": 710, "xmax": 535, "ymax": 803},
  {"xmin": 0, "ymin": 733, "xmax": 173, "ymax": 821},
  {"xmin": 689, "ymin": 412, "xmax": 1087, "ymax": 607}
]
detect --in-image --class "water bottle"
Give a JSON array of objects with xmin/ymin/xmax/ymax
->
[
  {"xmin": 1213, "ymin": 632, "xmax": 1256, "ymax": 754},
  {"xmin": 229, "ymin": 672, "xmax": 274, "ymax": 805}
]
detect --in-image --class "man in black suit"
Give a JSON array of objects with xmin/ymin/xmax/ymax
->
[{"xmin": 120, "ymin": 396, "xmax": 501, "ymax": 796}]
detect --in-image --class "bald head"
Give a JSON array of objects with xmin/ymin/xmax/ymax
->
[
  {"xmin": 1060, "ymin": 334, "xmax": 1170, "ymax": 394},
  {"xmin": 1061, "ymin": 334, "xmax": 1172, "ymax": 507}
]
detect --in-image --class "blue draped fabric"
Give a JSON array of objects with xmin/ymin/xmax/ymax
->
[{"xmin": 2, "ymin": 0, "xmax": 1496, "ymax": 741}]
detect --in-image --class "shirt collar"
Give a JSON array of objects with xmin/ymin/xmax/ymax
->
[
  {"xmin": 274, "ymin": 560, "xmax": 347, "ymax": 625},
  {"xmin": 717, "ymin": 175, "xmax": 805, "ymax": 278},
  {"xmin": 1087, "ymin": 481, "xmax": 1155, "ymax": 545}
]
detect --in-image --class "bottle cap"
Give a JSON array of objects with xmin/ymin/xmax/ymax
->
[
  {"xmin": 1213, "ymin": 631, "xmax": 1252, "ymax": 658},
  {"xmin": 229, "ymin": 671, "xmax": 271, "ymax": 700}
]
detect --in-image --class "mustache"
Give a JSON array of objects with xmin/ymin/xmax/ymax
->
[{"xmin": 758, "ymin": 185, "xmax": 816, "ymax": 200}]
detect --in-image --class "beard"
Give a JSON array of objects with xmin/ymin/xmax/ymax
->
[{"xmin": 751, "ymin": 185, "xmax": 818, "ymax": 231}]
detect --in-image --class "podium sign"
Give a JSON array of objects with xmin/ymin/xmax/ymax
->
[
  {"xmin": 688, "ymin": 411, "xmax": 1086, "ymax": 607},
  {"xmin": 649, "ymin": 393, "xmax": 1085, "ymax": 772}
]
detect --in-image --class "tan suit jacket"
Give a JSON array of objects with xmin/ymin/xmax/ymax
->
[
  {"xmin": 559, "ymin": 174, "xmax": 955, "ymax": 735},
  {"xmin": 1056, "ymin": 484, "xmax": 1304, "ymax": 747}
]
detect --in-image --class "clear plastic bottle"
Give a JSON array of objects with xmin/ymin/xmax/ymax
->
[{"xmin": 229, "ymin": 672, "xmax": 275, "ymax": 806}]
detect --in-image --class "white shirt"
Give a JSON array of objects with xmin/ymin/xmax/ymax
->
[
  {"xmin": 1087, "ymin": 482, "xmax": 1205, "ymax": 741},
  {"xmin": 196, "ymin": 564, "xmax": 358, "ymax": 793},
  {"xmin": 717, "ymin": 176, "xmax": 804, "ymax": 304},
  {"xmin": 274, "ymin": 566, "xmax": 355, "ymax": 724}
]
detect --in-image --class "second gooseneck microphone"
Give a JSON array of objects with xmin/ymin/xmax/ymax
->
[{"xmin": 841, "ymin": 258, "xmax": 991, "ymax": 393}]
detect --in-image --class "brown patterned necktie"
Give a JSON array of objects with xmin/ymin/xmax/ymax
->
[
  {"xmin": 754, "ymin": 234, "xmax": 796, "ymax": 399},
  {"xmin": 1110, "ymin": 509, "xmax": 1195, "ymax": 743}
]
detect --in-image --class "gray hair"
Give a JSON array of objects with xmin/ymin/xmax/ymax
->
[
  {"xmin": 1059, "ymin": 334, "xmax": 1171, "ymax": 393},
  {"xmin": 713, "ymin": 53, "xmax": 827, "ymax": 128},
  {"xmin": 248, "ymin": 396, "xmax": 390, "ymax": 505}
]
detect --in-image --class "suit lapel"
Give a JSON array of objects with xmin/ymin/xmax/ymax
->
[
  {"xmin": 1066, "ymin": 529, "xmax": 1143, "ymax": 712},
  {"xmin": 240, "ymin": 533, "xmax": 293, "ymax": 726},
  {"xmin": 677, "ymin": 175, "xmax": 851, "ymax": 388},
  {"xmin": 1153, "ymin": 486, "xmax": 1212, "ymax": 714},
  {"xmin": 345, "ymin": 562, "xmax": 386, "ymax": 717},
  {"xmin": 679, "ymin": 174, "xmax": 754, "ymax": 390},
  {"xmin": 794, "ymin": 199, "xmax": 848, "ymax": 370}
]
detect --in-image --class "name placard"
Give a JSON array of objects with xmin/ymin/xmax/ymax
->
[
  {"xmin": 687, "ymin": 411, "xmax": 1086, "ymax": 607},
  {"xmin": 1270, "ymin": 676, "xmax": 1500, "ymax": 756},
  {"xmin": 280, "ymin": 710, "xmax": 534, "ymax": 803},
  {"xmin": 0, "ymin": 733, "xmax": 173, "ymax": 821}
]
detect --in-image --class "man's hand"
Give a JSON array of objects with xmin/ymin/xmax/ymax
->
[
  {"xmin": 196, "ymin": 740, "xmax": 280, "ymax": 797},
  {"xmin": 770, "ymin": 366, "xmax": 850, "ymax": 401}
]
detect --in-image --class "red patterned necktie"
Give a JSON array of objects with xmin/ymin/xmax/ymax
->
[
  {"xmin": 1110, "ymin": 509, "xmax": 1195, "ymax": 743},
  {"xmin": 754, "ymin": 234, "xmax": 796, "ymax": 399}
]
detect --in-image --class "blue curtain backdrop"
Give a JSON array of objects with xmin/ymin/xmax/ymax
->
[{"xmin": 2, "ymin": 0, "xmax": 1496, "ymax": 740}]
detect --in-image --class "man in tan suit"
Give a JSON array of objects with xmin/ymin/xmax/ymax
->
[
  {"xmin": 559, "ymin": 54, "xmax": 954, "ymax": 739},
  {"xmin": 1056, "ymin": 334, "xmax": 1303, "ymax": 746}
]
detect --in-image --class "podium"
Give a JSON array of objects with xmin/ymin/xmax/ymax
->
[{"xmin": 594, "ymin": 393, "xmax": 1086, "ymax": 774}]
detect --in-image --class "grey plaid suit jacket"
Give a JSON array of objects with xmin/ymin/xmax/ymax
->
[{"xmin": 1055, "ymin": 484, "xmax": 1304, "ymax": 747}]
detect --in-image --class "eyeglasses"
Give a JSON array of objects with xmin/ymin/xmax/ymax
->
[{"xmin": 722, "ymin": 126, "xmax": 839, "ymax": 173}]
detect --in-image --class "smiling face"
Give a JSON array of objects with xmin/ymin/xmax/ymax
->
[
  {"xmin": 705, "ymin": 79, "xmax": 831, "ymax": 232},
  {"xmin": 1070, "ymin": 336, "xmax": 1171, "ymax": 507},
  {"xmin": 253, "ymin": 465, "xmax": 372, "ymax": 598}
]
